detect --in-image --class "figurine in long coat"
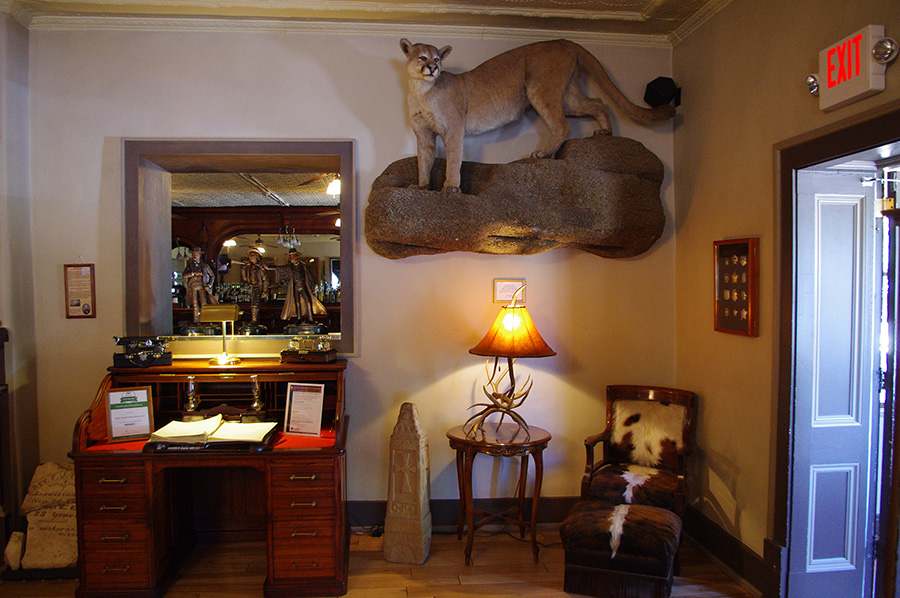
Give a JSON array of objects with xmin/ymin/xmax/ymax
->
[{"xmin": 274, "ymin": 248, "xmax": 316, "ymax": 324}]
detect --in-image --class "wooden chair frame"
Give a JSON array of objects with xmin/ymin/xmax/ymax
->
[{"xmin": 581, "ymin": 384, "xmax": 697, "ymax": 515}]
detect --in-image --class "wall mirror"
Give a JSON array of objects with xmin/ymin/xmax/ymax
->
[{"xmin": 124, "ymin": 139, "xmax": 355, "ymax": 353}]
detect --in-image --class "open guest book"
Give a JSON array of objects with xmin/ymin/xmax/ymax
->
[{"xmin": 143, "ymin": 414, "xmax": 278, "ymax": 452}]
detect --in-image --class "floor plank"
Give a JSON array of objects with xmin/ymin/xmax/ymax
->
[{"xmin": 0, "ymin": 530, "xmax": 755, "ymax": 597}]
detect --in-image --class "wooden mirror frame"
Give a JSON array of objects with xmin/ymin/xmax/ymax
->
[{"xmin": 123, "ymin": 139, "xmax": 355, "ymax": 353}]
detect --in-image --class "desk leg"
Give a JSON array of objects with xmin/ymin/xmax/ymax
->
[
  {"xmin": 531, "ymin": 449, "xmax": 544, "ymax": 563},
  {"xmin": 455, "ymin": 447, "xmax": 465, "ymax": 541},
  {"xmin": 516, "ymin": 454, "xmax": 529, "ymax": 539},
  {"xmin": 463, "ymin": 449, "xmax": 476, "ymax": 566}
]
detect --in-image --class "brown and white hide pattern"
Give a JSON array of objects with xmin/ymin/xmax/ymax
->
[
  {"xmin": 607, "ymin": 399, "xmax": 686, "ymax": 471},
  {"xmin": 587, "ymin": 463, "xmax": 679, "ymax": 511},
  {"xmin": 560, "ymin": 502, "xmax": 681, "ymax": 563}
]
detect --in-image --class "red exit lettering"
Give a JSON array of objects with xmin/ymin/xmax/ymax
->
[{"xmin": 827, "ymin": 33, "xmax": 863, "ymax": 88}]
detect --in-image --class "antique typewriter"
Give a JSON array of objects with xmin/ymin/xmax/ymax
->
[{"xmin": 113, "ymin": 336, "xmax": 172, "ymax": 368}]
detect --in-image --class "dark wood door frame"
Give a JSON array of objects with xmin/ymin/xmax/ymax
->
[{"xmin": 771, "ymin": 99, "xmax": 900, "ymax": 598}]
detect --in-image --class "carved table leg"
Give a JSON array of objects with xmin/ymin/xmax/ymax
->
[
  {"xmin": 531, "ymin": 448, "xmax": 544, "ymax": 563},
  {"xmin": 455, "ymin": 447, "xmax": 465, "ymax": 540},
  {"xmin": 516, "ymin": 454, "xmax": 529, "ymax": 539},
  {"xmin": 463, "ymin": 448, "xmax": 476, "ymax": 566}
]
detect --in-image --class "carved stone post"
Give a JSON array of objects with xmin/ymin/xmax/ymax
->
[{"xmin": 383, "ymin": 402, "xmax": 432, "ymax": 564}]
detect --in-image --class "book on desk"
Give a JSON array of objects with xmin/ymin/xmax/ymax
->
[{"xmin": 143, "ymin": 414, "xmax": 278, "ymax": 452}]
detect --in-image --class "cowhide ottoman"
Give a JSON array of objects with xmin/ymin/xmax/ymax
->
[{"xmin": 559, "ymin": 501, "xmax": 682, "ymax": 598}]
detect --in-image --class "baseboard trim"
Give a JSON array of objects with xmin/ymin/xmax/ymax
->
[
  {"xmin": 348, "ymin": 496, "xmax": 580, "ymax": 531},
  {"xmin": 681, "ymin": 504, "xmax": 766, "ymax": 595},
  {"xmin": 348, "ymin": 498, "xmax": 765, "ymax": 596}
]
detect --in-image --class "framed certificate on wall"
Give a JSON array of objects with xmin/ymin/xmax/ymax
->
[{"xmin": 64, "ymin": 263, "xmax": 97, "ymax": 318}]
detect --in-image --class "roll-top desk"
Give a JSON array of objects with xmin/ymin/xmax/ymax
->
[{"xmin": 70, "ymin": 359, "xmax": 348, "ymax": 598}]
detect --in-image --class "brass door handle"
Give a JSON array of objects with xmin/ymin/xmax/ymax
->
[
  {"xmin": 291, "ymin": 530, "xmax": 318, "ymax": 537},
  {"xmin": 290, "ymin": 500, "xmax": 317, "ymax": 508},
  {"xmin": 99, "ymin": 477, "xmax": 127, "ymax": 484},
  {"xmin": 289, "ymin": 474, "xmax": 316, "ymax": 481},
  {"xmin": 99, "ymin": 505, "xmax": 128, "ymax": 511},
  {"xmin": 103, "ymin": 565, "xmax": 131, "ymax": 573},
  {"xmin": 291, "ymin": 561, "xmax": 318, "ymax": 568},
  {"xmin": 101, "ymin": 534, "xmax": 131, "ymax": 541}
]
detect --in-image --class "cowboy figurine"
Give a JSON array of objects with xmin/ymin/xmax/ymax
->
[
  {"xmin": 240, "ymin": 249, "xmax": 270, "ymax": 333},
  {"xmin": 182, "ymin": 246, "xmax": 218, "ymax": 325},
  {"xmin": 274, "ymin": 248, "xmax": 317, "ymax": 325}
]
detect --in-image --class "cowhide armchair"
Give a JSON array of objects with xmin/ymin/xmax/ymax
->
[{"xmin": 581, "ymin": 385, "xmax": 697, "ymax": 516}]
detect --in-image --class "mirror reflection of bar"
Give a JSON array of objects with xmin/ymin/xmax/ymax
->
[{"xmin": 123, "ymin": 139, "xmax": 356, "ymax": 354}]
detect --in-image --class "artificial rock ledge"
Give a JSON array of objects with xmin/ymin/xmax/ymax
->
[{"xmin": 364, "ymin": 135, "xmax": 666, "ymax": 259}]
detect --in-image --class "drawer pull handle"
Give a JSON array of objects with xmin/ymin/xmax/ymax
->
[
  {"xmin": 291, "ymin": 530, "xmax": 318, "ymax": 537},
  {"xmin": 218, "ymin": 374, "xmax": 235, "ymax": 379},
  {"xmin": 290, "ymin": 474, "xmax": 316, "ymax": 481},
  {"xmin": 103, "ymin": 565, "xmax": 131, "ymax": 573},
  {"xmin": 100, "ymin": 505, "xmax": 128, "ymax": 511},
  {"xmin": 99, "ymin": 477, "xmax": 127, "ymax": 484},
  {"xmin": 290, "ymin": 500, "xmax": 317, "ymax": 508},
  {"xmin": 101, "ymin": 534, "xmax": 131, "ymax": 541},
  {"xmin": 292, "ymin": 561, "xmax": 318, "ymax": 569}
]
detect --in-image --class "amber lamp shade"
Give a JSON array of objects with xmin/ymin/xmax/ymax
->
[
  {"xmin": 464, "ymin": 299, "xmax": 554, "ymax": 438},
  {"xmin": 469, "ymin": 304, "xmax": 555, "ymax": 359}
]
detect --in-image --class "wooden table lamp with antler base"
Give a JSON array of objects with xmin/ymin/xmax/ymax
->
[{"xmin": 465, "ymin": 285, "xmax": 555, "ymax": 440}]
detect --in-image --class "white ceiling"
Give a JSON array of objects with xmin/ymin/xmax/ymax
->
[
  {"xmin": 6, "ymin": 0, "xmax": 730, "ymax": 43},
  {"xmin": 172, "ymin": 173, "xmax": 341, "ymax": 208}
]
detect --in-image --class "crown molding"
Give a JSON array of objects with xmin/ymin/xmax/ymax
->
[
  {"xmin": 668, "ymin": 0, "xmax": 732, "ymax": 46},
  {"xmin": 22, "ymin": 0, "xmax": 653, "ymax": 24},
  {"xmin": 1, "ymin": 0, "xmax": 34, "ymax": 27},
  {"xmin": 22, "ymin": 14, "xmax": 672, "ymax": 47}
]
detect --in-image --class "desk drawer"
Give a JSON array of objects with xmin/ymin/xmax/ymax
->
[
  {"xmin": 270, "ymin": 461, "xmax": 335, "ymax": 491},
  {"xmin": 271, "ymin": 543, "xmax": 337, "ymax": 580},
  {"xmin": 79, "ymin": 466, "xmax": 145, "ymax": 496},
  {"xmin": 272, "ymin": 520, "xmax": 335, "ymax": 546},
  {"xmin": 271, "ymin": 490, "xmax": 334, "ymax": 519},
  {"xmin": 82, "ymin": 553, "xmax": 151, "ymax": 586},
  {"xmin": 80, "ymin": 496, "xmax": 147, "ymax": 520},
  {"xmin": 82, "ymin": 523, "xmax": 149, "ymax": 550}
]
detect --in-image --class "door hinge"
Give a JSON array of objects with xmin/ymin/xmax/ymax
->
[{"xmin": 873, "ymin": 533, "xmax": 881, "ymax": 561}]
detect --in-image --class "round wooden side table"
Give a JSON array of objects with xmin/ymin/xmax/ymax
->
[{"xmin": 446, "ymin": 423, "xmax": 552, "ymax": 565}]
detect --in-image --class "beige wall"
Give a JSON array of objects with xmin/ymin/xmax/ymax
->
[
  {"xmin": 0, "ymin": 14, "xmax": 39, "ymax": 507},
  {"xmin": 11, "ymin": 0, "xmax": 900, "ymax": 561},
  {"xmin": 22, "ymin": 29, "xmax": 675, "ymax": 503},
  {"xmin": 674, "ymin": 0, "xmax": 900, "ymax": 555}
]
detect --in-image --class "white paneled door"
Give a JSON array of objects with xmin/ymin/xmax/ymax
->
[{"xmin": 789, "ymin": 170, "xmax": 881, "ymax": 597}]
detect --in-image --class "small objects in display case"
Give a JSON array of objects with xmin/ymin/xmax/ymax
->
[{"xmin": 714, "ymin": 238, "xmax": 759, "ymax": 336}]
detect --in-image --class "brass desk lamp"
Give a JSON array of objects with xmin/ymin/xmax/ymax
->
[{"xmin": 200, "ymin": 304, "xmax": 241, "ymax": 365}]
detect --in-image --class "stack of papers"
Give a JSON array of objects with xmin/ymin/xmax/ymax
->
[{"xmin": 149, "ymin": 414, "xmax": 277, "ymax": 446}]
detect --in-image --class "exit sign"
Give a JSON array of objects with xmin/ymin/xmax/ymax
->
[{"xmin": 818, "ymin": 25, "xmax": 888, "ymax": 111}]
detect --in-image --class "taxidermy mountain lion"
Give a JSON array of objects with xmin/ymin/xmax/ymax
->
[{"xmin": 400, "ymin": 38, "xmax": 675, "ymax": 193}]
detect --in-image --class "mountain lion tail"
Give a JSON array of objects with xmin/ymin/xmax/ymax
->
[{"xmin": 574, "ymin": 43, "xmax": 675, "ymax": 123}]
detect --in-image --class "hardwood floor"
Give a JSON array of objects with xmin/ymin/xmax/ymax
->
[{"xmin": 0, "ymin": 529, "xmax": 756, "ymax": 597}]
